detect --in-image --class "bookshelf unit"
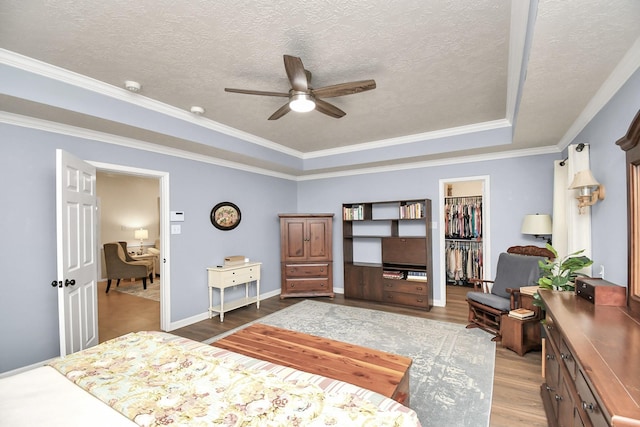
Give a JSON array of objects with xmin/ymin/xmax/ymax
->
[{"xmin": 342, "ymin": 199, "xmax": 433, "ymax": 310}]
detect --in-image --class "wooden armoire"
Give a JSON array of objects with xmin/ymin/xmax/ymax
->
[{"xmin": 279, "ymin": 214, "xmax": 334, "ymax": 299}]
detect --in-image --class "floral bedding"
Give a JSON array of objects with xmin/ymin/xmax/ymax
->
[{"xmin": 49, "ymin": 331, "xmax": 421, "ymax": 427}]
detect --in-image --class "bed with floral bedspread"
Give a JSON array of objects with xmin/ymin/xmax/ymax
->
[{"xmin": 37, "ymin": 331, "xmax": 421, "ymax": 426}]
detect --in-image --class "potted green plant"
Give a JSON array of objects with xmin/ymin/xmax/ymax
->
[{"xmin": 533, "ymin": 244, "xmax": 593, "ymax": 305}]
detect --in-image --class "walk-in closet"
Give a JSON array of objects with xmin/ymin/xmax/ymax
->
[{"xmin": 444, "ymin": 181, "xmax": 484, "ymax": 287}]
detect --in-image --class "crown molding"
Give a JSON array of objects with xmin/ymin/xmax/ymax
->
[
  {"xmin": 297, "ymin": 144, "xmax": 560, "ymax": 181},
  {"xmin": 0, "ymin": 111, "xmax": 297, "ymax": 181},
  {"xmin": 0, "ymin": 49, "xmax": 303, "ymax": 158},
  {"xmin": 303, "ymin": 119, "xmax": 512, "ymax": 159},
  {"xmin": 3, "ymin": 110, "xmax": 558, "ymax": 182},
  {"xmin": 506, "ymin": 0, "xmax": 534, "ymax": 124}
]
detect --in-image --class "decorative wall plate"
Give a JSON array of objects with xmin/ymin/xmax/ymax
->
[{"xmin": 210, "ymin": 202, "xmax": 241, "ymax": 230}]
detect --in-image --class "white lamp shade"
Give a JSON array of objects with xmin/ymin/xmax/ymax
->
[
  {"xmin": 569, "ymin": 169, "xmax": 600, "ymax": 189},
  {"xmin": 134, "ymin": 229, "xmax": 148, "ymax": 240},
  {"xmin": 521, "ymin": 214, "xmax": 552, "ymax": 235}
]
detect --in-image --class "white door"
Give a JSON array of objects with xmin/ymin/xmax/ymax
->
[{"xmin": 56, "ymin": 149, "xmax": 99, "ymax": 356}]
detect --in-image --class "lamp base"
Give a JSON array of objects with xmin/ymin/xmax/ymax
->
[{"xmin": 533, "ymin": 235, "xmax": 552, "ymax": 246}]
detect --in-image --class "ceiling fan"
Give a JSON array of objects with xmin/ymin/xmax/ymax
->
[{"xmin": 224, "ymin": 55, "xmax": 376, "ymax": 120}]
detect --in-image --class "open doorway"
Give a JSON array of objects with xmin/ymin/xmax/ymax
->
[
  {"xmin": 96, "ymin": 171, "xmax": 160, "ymax": 342},
  {"xmin": 90, "ymin": 161, "xmax": 171, "ymax": 337},
  {"xmin": 438, "ymin": 176, "xmax": 491, "ymax": 306}
]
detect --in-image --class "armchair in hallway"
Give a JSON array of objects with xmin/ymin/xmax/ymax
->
[{"xmin": 103, "ymin": 242, "xmax": 154, "ymax": 293}]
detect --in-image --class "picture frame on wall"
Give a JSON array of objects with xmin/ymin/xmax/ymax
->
[{"xmin": 210, "ymin": 202, "xmax": 241, "ymax": 230}]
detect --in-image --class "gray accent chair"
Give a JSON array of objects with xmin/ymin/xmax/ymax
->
[
  {"xmin": 466, "ymin": 245, "xmax": 553, "ymax": 340},
  {"xmin": 103, "ymin": 242, "xmax": 153, "ymax": 293}
]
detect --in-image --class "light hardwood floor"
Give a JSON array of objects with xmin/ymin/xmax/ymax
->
[{"xmin": 99, "ymin": 284, "xmax": 547, "ymax": 427}]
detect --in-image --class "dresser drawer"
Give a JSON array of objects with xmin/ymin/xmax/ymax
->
[
  {"xmin": 575, "ymin": 370, "xmax": 608, "ymax": 427},
  {"xmin": 544, "ymin": 314, "xmax": 561, "ymax": 348},
  {"xmin": 383, "ymin": 280, "xmax": 428, "ymax": 295},
  {"xmin": 284, "ymin": 263, "xmax": 329, "ymax": 278},
  {"xmin": 559, "ymin": 338, "xmax": 576, "ymax": 381},
  {"xmin": 383, "ymin": 291, "xmax": 429, "ymax": 308},
  {"xmin": 284, "ymin": 279, "xmax": 330, "ymax": 293}
]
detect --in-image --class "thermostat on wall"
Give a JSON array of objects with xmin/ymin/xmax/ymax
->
[{"xmin": 170, "ymin": 211, "xmax": 185, "ymax": 222}]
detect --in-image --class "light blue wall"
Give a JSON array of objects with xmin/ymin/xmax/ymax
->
[
  {"xmin": 297, "ymin": 153, "xmax": 558, "ymax": 303},
  {"xmin": 569, "ymin": 67, "xmax": 640, "ymax": 287},
  {"xmin": 0, "ymin": 124, "xmax": 297, "ymax": 373}
]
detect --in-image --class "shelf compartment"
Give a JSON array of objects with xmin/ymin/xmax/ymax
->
[{"xmin": 382, "ymin": 237, "xmax": 427, "ymax": 266}]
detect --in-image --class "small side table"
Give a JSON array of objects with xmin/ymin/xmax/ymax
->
[
  {"xmin": 131, "ymin": 253, "xmax": 158, "ymax": 277},
  {"xmin": 501, "ymin": 313, "xmax": 542, "ymax": 356},
  {"xmin": 206, "ymin": 262, "xmax": 261, "ymax": 322}
]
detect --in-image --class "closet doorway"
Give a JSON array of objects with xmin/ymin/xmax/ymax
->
[{"xmin": 438, "ymin": 176, "xmax": 491, "ymax": 306}]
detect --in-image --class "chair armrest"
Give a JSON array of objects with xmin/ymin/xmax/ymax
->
[
  {"xmin": 506, "ymin": 287, "xmax": 523, "ymax": 310},
  {"xmin": 468, "ymin": 278, "xmax": 493, "ymax": 293}
]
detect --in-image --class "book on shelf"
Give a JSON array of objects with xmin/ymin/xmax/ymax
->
[
  {"xmin": 508, "ymin": 308, "xmax": 536, "ymax": 319},
  {"xmin": 383, "ymin": 270, "xmax": 405, "ymax": 280},
  {"xmin": 406, "ymin": 271, "xmax": 428, "ymax": 282},
  {"xmin": 343, "ymin": 205, "xmax": 364, "ymax": 220},
  {"xmin": 519, "ymin": 285, "xmax": 540, "ymax": 296},
  {"xmin": 399, "ymin": 202, "xmax": 425, "ymax": 219}
]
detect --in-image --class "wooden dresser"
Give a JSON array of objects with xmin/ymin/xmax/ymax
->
[
  {"xmin": 540, "ymin": 289, "xmax": 640, "ymax": 426},
  {"xmin": 279, "ymin": 214, "xmax": 334, "ymax": 299}
]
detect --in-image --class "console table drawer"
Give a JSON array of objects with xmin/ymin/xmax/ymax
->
[
  {"xmin": 284, "ymin": 263, "xmax": 329, "ymax": 278},
  {"xmin": 217, "ymin": 269, "xmax": 259, "ymax": 284},
  {"xmin": 383, "ymin": 291, "xmax": 429, "ymax": 308},
  {"xmin": 284, "ymin": 279, "xmax": 330, "ymax": 293},
  {"xmin": 383, "ymin": 280, "xmax": 428, "ymax": 295}
]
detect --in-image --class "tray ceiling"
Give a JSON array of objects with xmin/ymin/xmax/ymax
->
[{"xmin": 1, "ymin": 0, "xmax": 639, "ymax": 177}]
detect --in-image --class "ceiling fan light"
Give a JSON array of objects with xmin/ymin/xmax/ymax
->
[{"xmin": 289, "ymin": 94, "xmax": 315, "ymax": 113}]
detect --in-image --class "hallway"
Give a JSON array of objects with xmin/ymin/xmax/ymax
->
[{"xmin": 97, "ymin": 280, "xmax": 160, "ymax": 342}]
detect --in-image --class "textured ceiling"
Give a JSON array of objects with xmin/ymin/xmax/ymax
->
[{"xmin": 1, "ymin": 0, "xmax": 639, "ymax": 177}]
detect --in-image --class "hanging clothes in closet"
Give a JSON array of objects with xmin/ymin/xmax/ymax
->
[
  {"xmin": 444, "ymin": 196, "xmax": 482, "ymax": 239},
  {"xmin": 444, "ymin": 195, "xmax": 483, "ymax": 286},
  {"xmin": 445, "ymin": 241, "xmax": 483, "ymax": 285}
]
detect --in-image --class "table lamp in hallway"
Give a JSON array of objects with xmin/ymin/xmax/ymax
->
[{"xmin": 134, "ymin": 228, "xmax": 148, "ymax": 255}]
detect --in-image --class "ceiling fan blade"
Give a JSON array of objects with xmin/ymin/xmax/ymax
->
[
  {"xmin": 283, "ymin": 55, "xmax": 308, "ymax": 92},
  {"xmin": 315, "ymin": 99, "xmax": 346, "ymax": 118},
  {"xmin": 225, "ymin": 88, "xmax": 289, "ymax": 97},
  {"xmin": 268, "ymin": 103, "xmax": 291, "ymax": 120},
  {"xmin": 312, "ymin": 80, "xmax": 377, "ymax": 98}
]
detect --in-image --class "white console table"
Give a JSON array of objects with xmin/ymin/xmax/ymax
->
[{"xmin": 207, "ymin": 262, "xmax": 261, "ymax": 322}]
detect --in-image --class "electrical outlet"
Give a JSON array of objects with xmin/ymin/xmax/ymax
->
[{"xmin": 599, "ymin": 264, "xmax": 605, "ymax": 279}]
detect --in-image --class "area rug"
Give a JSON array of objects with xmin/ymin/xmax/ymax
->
[
  {"xmin": 114, "ymin": 279, "xmax": 160, "ymax": 302},
  {"xmin": 204, "ymin": 300, "xmax": 495, "ymax": 427}
]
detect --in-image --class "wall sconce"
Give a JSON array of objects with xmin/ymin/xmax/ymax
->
[
  {"xmin": 521, "ymin": 214, "xmax": 552, "ymax": 245},
  {"xmin": 569, "ymin": 169, "xmax": 606, "ymax": 214},
  {"xmin": 134, "ymin": 228, "xmax": 148, "ymax": 255}
]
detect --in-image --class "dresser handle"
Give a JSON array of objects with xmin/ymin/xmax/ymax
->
[
  {"xmin": 560, "ymin": 353, "xmax": 572, "ymax": 362},
  {"xmin": 582, "ymin": 402, "xmax": 595, "ymax": 412},
  {"xmin": 546, "ymin": 354, "xmax": 555, "ymax": 360},
  {"xmin": 545, "ymin": 385, "xmax": 554, "ymax": 392},
  {"xmin": 555, "ymin": 394, "xmax": 562, "ymax": 402}
]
